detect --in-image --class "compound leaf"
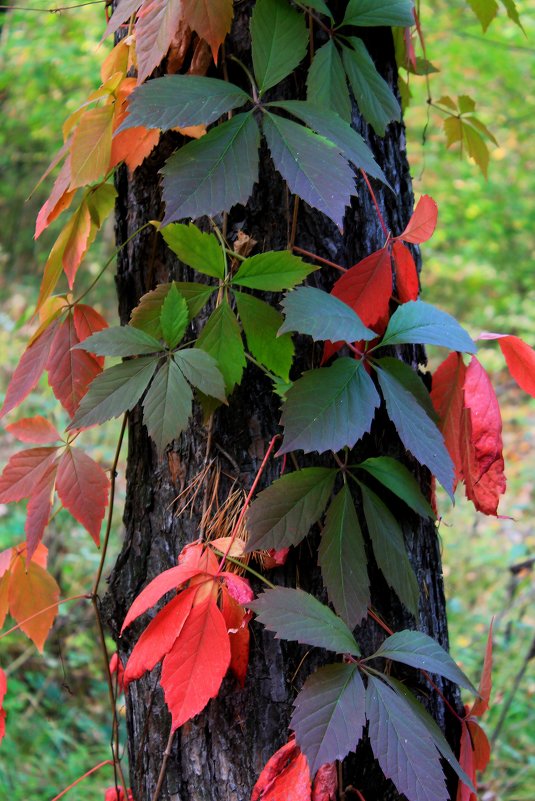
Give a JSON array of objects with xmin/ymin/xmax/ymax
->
[
  {"xmin": 307, "ymin": 40, "xmax": 351, "ymax": 122},
  {"xmin": 356, "ymin": 456, "xmax": 434, "ymax": 519},
  {"xmin": 76, "ymin": 326, "xmax": 162, "ymax": 357},
  {"xmin": 173, "ymin": 349, "xmax": 226, "ymax": 402},
  {"xmin": 342, "ymin": 0, "xmax": 415, "ymax": 27},
  {"xmin": 279, "ymin": 286, "xmax": 376, "ymax": 343},
  {"xmin": 232, "ymin": 250, "xmax": 314, "ymax": 292},
  {"xmin": 251, "ymin": 0, "xmax": 308, "ymax": 93},
  {"xmin": 197, "ymin": 299, "xmax": 245, "ymax": 394},
  {"xmin": 161, "ymin": 222, "xmax": 225, "ymax": 279},
  {"xmin": 341, "ymin": 38, "xmax": 400, "ymax": 136},
  {"xmin": 142, "ymin": 359, "xmax": 193, "ymax": 454},
  {"xmin": 234, "ymin": 291, "xmax": 294, "ymax": 381},
  {"xmin": 381, "ymin": 300, "xmax": 476, "ymax": 352},
  {"xmin": 160, "ymin": 284, "xmax": 189, "ymax": 349}
]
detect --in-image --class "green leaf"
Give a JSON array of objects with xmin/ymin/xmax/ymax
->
[
  {"xmin": 161, "ymin": 223, "xmax": 225, "ymax": 279},
  {"xmin": 319, "ymin": 484, "xmax": 370, "ymax": 628},
  {"xmin": 307, "ymin": 40, "xmax": 351, "ymax": 122},
  {"xmin": 500, "ymin": 0, "xmax": 524, "ymax": 30},
  {"xmin": 160, "ymin": 284, "xmax": 189, "ymax": 349},
  {"xmin": 356, "ymin": 457, "xmax": 434, "ymax": 519},
  {"xmin": 173, "ymin": 349, "xmax": 226, "ymax": 402},
  {"xmin": 462, "ymin": 122, "xmax": 491, "ymax": 178},
  {"xmin": 359, "ymin": 483, "xmax": 419, "ymax": 616},
  {"xmin": 75, "ymin": 326, "xmax": 162, "ymax": 357},
  {"xmin": 279, "ymin": 286, "xmax": 376, "ymax": 343},
  {"xmin": 234, "ymin": 291, "xmax": 294, "ymax": 381},
  {"xmin": 383, "ymin": 677, "xmax": 476, "ymax": 794},
  {"xmin": 142, "ymin": 359, "xmax": 193, "ymax": 455},
  {"xmin": 263, "ymin": 112, "xmax": 355, "ymax": 230},
  {"xmin": 291, "ymin": 664, "xmax": 366, "ymax": 774},
  {"xmin": 278, "ymin": 358, "xmax": 380, "ymax": 455},
  {"xmin": 375, "ymin": 361, "xmax": 455, "ymax": 499},
  {"xmin": 130, "ymin": 283, "xmax": 215, "ymax": 337},
  {"xmin": 298, "ymin": 0, "xmax": 333, "ymax": 18},
  {"xmin": 341, "ymin": 38, "xmax": 400, "ymax": 136},
  {"xmin": 232, "ymin": 250, "xmax": 315, "ymax": 291},
  {"xmin": 272, "ymin": 100, "xmax": 389, "ymax": 186},
  {"xmin": 251, "ymin": 0, "xmax": 309, "ymax": 93},
  {"xmin": 161, "ymin": 112, "xmax": 260, "ymax": 224},
  {"xmin": 69, "ymin": 357, "xmax": 158, "ymax": 430},
  {"xmin": 366, "ymin": 676, "xmax": 448, "ymax": 801},
  {"xmin": 381, "ymin": 300, "xmax": 476, "ymax": 353},
  {"xmin": 118, "ymin": 75, "xmax": 250, "ymax": 131},
  {"xmin": 372, "ymin": 630, "xmax": 478, "ymax": 693},
  {"xmin": 249, "ymin": 587, "xmax": 360, "ymax": 655},
  {"xmin": 196, "ymin": 299, "xmax": 246, "ymax": 394},
  {"xmin": 245, "ymin": 467, "xmax": 337, "ymax": 551},
  {"xmin": 375, "ymin": 357, "xmax": 438, "ymax": 422},
  {"xmin": 466, "ymin": 0, "xmax": 498, "ymax": 31},
  {"xmin": 342, "ymin": 0, "xmax": 414, "ymax": 27}
]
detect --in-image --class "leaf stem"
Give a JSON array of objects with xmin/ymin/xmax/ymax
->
[
  {"xmin": 50, "ymin": 759, "xmax": 114, "ymax": 801},
  {"xmin": 0, "ymin": 593, "xmax": 89, "ymax": 642},
  {"xmin": 360, "ymin": 169, "xmax": 389, "ymax": 241},
  {"xmin": 292, "ymin": 245, "xmax": 347, "ymax": 273},
  {"xmin": 150, "ymin": 728, "xmax": 176, "ymax": 801}
]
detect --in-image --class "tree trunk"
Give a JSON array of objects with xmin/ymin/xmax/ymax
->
[{"xmin": 103, "ymin": 6, "xmax": 461, "ymax": 800}]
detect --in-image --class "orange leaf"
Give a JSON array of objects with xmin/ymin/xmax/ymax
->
[
  {"xmin": 6, "ymin": 416, "xmax": 61, "ymax": 444},
  {"xmin": 461, "ymin": 357, "xmax": 506, "ymax": 515},
  {"xmin": 25, "ymin": 463, "xmax": 58, "ymax": 560},
  {"xmin": 35, "ymin": 157, "xmax": 76, "ymax": 239},
  {"xmin": 398, "ymin": 195, "xmax": 438, "ymax": 244},
  {"xmin": 110, "ymin": 118, "xmax": 160, "ymax": 173},
  {"xmin": 62, "ymin": 201, "xmax": 93, "ymax": 288},
  {"xmin": 55, "ymin": 446, "xmax": 110, "ymax": 545},
  {"xmin": 471, "ymin": 622, "xmax": 493, "ymax": 717},
  {"xmin": 182, "ymin": 0, "xmax": 233, "ymax": 62},
  {"xmin": 0, "ymin": 570, "xmax": 9, "ymax": 629},
  {"xmin": 69, "ymin": 105, "xmax": 115, "ymax": 190},
  {"xmin": 467, "ymin": 719, "xmax": 491, "ymax": 772},
  {"xmin": 498, "ymin": 335, "xmax": 535, "ymax": 398},
  {"xmin": 0, "ymin": 320, "xmax": 60, "ymax": 418},
  {"xmin": 456, "ymin": 722, "xmax": 476, "ymax": 801},
  {"xmin": 251, "ymin": 740, "xmax": 312, "ymax": 801},
  {"xmin": 46, "ymin": 315, "xmax": 102, "ymax": 417},
  {"xmin": 221, "ymin": 588, "xmax": 250, "ymax": 687},
  {"xmin": 431, "ymin": 352, "xmax": 467, "ymax": 487},
  {"xmin": 0, "ymin": 447, "xmax": 59, "ymax": 503},
  {"xmin": 392, "ymin": 241, "xmax": 419, "ymax": 303},
  {"xmin": 8, "ymin": 552, "xmax": 60, "ymax": 651},
  {"xmin": 160, "ymin": 596, "xmax": 231, "ymax": 730}
]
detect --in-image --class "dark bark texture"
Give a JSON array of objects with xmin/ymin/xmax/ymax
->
[{"xmin": 103, "ymin": 4, "xmax": 461, "ymax": 800}]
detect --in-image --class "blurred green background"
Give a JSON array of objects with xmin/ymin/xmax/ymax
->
[{"xmin": 0, "ymin": 0, "xmax": 533, "ymax": 799}]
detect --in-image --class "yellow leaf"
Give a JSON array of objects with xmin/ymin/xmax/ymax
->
[{"xmin": 69, "ymin": 105, "xmax": 115, "ymax": 189}]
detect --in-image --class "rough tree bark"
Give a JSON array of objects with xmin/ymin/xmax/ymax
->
[{"xmin": 103, "ymin": 5, "xmax": 461, "ymax": 800}]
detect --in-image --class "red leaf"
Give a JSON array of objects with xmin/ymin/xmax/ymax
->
[
  {"xmin": 471, "ymin": 622, "xmax": 493, "ymax": 717},
  {"xmin": 331, "ymin": 247, "xmax": 392, "ymax": 332},
  {"xmin": 123, "ymin": 585, "xmax": 198, "ymax": 686},
  {"xmin": 135, "ymin": 0, "xmax": 184, "ymax": 84},
  {"xmin": 0, "ymin": 667, "xmax": 6, "ymax": 744},
  {"xmin": 73, "ymin": 303, "xmax": 109, "ymax": 369},
  {"xmin": 312, "ymin": 763, "xmax": 338, "ymax": 801},
  {"xmin": 8, "ymin": 552, "xmax": 60, "ymax": 651},
  {"xmin": 397, "ymin": 195, "xmax": 438, "ymax": 244},
  {"xmin": 467, "ymin": 719, "xmax": 491, "ymax": 772},
  {"xmin": 160, "ymin": 596, "xmax": 231, "ymax": 730},
  {"xmin": 392, "ymin": 241, "xmax": 419, "ymax": 303},
  {"xmin": 462, "ymin": 357, "xmax": 506, "ymax": 515},
  {"xmin": 251, "ymin": 740, "xmax": 311, "ymax": 801},
  {"xmin": 121, "ymin": 564, "xmax": 207, "ymax": 632},
  {"xmin": 109, "ymin": 652, "xmax": 125, "ymax": 692},
  {"xmin": 178, "ymin": 540, "xmax": 219, "ymax": 574},
  {"xmin": 456, "ymin": 722, "xmax": 476, "ymax": 801},
  {"xmin": 220, "ymin": 571, "xmax": 254, "ymax": 604},
  {"xmin": 0, "ymin": 319, "xmax": 59, "ymax": 418},
  {"xmin": 46, "ymin": 315, "xmax": 102, "ymax": 417},
  {"xmin": 221, "ymin": 588, "xmax": 250, "ymax": 687},
  {"xmin": 0, "ymin": 447, "xmax": 59, "ymax": 502},
  {"xmin": 431, "ymin": 353, "xmax": 467, "ymax": 487},
  {"xmin": 24, "ymin": 463, "xmax": 58, "ymax": 560},
  {"xmin": 35, "ymin": 157, "xmax": 76, "ymax": 239},
  {"xmin": 55, "ymin": 446, "xmax": 110, "ymax": 545},
  {"xmin": 182, "ymin": 0, "xmax": 233, "ymax": 62},
  {"xmin": 6, "ymin": 416, "xmax": 61, "ymax": 444},
  {"xmin": 498, "ymin": 335, "xmax": 535, "ymax": 398},
  {"xmin": 104, "ymin": 788, "xmax": 134, "ymax": 801}
]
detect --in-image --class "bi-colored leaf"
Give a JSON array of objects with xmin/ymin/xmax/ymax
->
[
  {"xmin": 197, "ymin": 299, "xmax": 246, "ymax": 394},
  {"xmin": 392, "ymin": 241, "xmax": 419, "ymax": 303},
  {"xmin": 278, "ymin": 358, "xmax": 380, "ymax": 455},
  {"xmin": 330, "ymin": 247, "xmax": 392, "ymax": 333},
  {"xmin": 35, "ymin": 157, "xmax": 75, "ymax": 239},
  {"xmin": 359, "ymin": 483, "xmax": 419, "ymax": 616},
  {"xmin": 307, "ymin": 40, "xmax": 351, "ymax": 123},
  {"xmin": 8, "ymin": 554, "xmax": 60, "ymax": 652},
  {"xmin": 161, "ymin": 596, "xmax": 231, "ymax": 729},
  {"xmin": 182, "ymin": 0, "xmax": 233, "ymax": 61},
  {"xmin": 70, "ymin": 357, "xmax": 158, "ymax": 430},
  {"xmin": 159, "ymin": 284, "xmax": 189, "ymax": 349},
  {"xmin": 372, "ymin": 630, "xmax": 477, "ymax": 693},
  {"xmin": 498, "ymin": 335, "xmax": 535, "ymax": 398},
  {"xmin": 461, "ymin": 356, "xmax": 505, "ymax": 515},
  {"xmin": 142, "ymin": 360, "xmax": 193, "ymax": 454},
  {"xmin": 263, "ymin": 112, "xmax": 355, "ymax": 230},
  {"xmin": 73, "ymin": 304, "xmax": 109, "ymax": 366},
  {"xmin": 380, "ymin": 300, "xmax": 476, "ymax": 352},
  {"xmin": 375, "ymin": 361, "xmax": 455, "ymax": 499},
  {"xmin": 234, "ymin": 292, "xmax": 294, "ymax": 381},
  {"xmin": 246, "ymin": 467, "xmax": 337, "ymax": 552},
  {"xmin": 135, "ymin": 0, "xmax": 183, "ymax": 84},
  {"xmin": 341, "ymin": 38, "xmax": 400, "ymax": 136},
  {"xmin": 56, "ymin": 446, "xmax": 110, "ymax": 545},
  {"xmin": 161, "ymin": 112, "xmax": 260, "ymax": 223},
  {"xmin": 251, "ymin": 0, "xmax": 308, "ymax": 93},
  {"xmin": 272, "ymin": 100, "xmax": 389, "ymax": 186},
  {"xmin": 356, "ymin": 456, "xmax": 434, "ymax": 519},
  {"xmin": 232, "ymin": 250, "xmax": 315, "ymax": 292},
  {"xmin": 174, "ymin": 349, "xmax": 226, "ymax": 402},
  {"xmin": 0, "ymin": 319, "xmax": 59, "ymax": 418},
  {"xmin": 431, "ymin": 352, "xmax": 467, "ymax": 485},
  {"xmin": 279, "ymin": 287, "xmax": 376, "ymax": 344},
  {"xmin": 122, "ymin": 75, "xmax": 248, "ymax": 132},
  {"xmin": 130, "ymin": 283, "xmax": 215, "ymax": 337},
  {"xmin": 397, "ymin": 195, "xmax": 438, "ymax": 244},
  {"xmin": 69, "ymin": 106, "xmax": 114, "ymax": 190},
  {"xmin": 318, "ymin": 484, "xmax": 370, "ymax": 628},
  {"xmin": 47, "ymin": 315, "xmax": 102, "ymax": 417},
  {"xmin": 249, "ymin": 587, "xmax": 360, "ymax": 656},
  {"xmin": 103, "ymin": 0, "xmax": 142, "ymax": 39},
  {"xmin": 161, "ymin": 223, "xmax": 225, "ymax": 279},
  {"xmin": 251, "ymin": 740, "xmax": 311, "ymax": 801},
  {"xmin": 291, "ymin": 664, "xmax": 366, "ymax": 773},
  {"xmin": 341, "ymin": 0, "xmax": 415, "ymax": 27},
  {"xmin": 366, "ymin": 676, "xmax": 448, "ymax": 801},
  {"xmin": 6, "ymin": 416, "xmax": 61, "ymax": 445}
]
